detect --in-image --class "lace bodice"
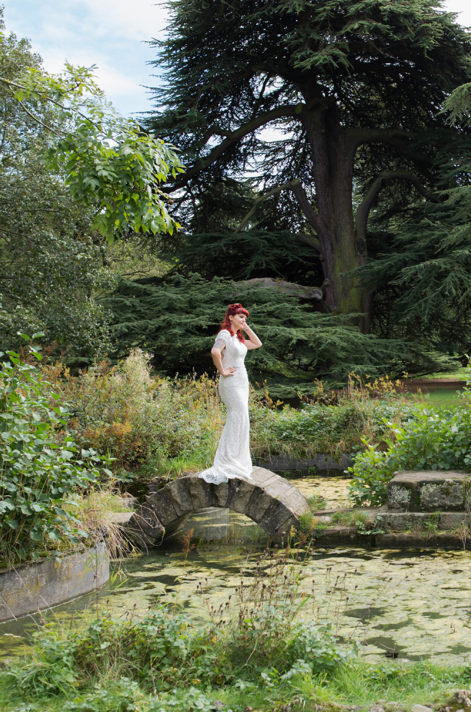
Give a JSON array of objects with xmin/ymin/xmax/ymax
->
[{"xmin": 218, "ymin": 329, "xmax": 248, "ymax": 386}]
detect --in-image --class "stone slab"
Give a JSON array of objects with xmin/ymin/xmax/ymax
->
[
  {"xmin": 145, "ymin": 489, "xmax": 178, "ymax": 526},
  {"xmin": 227, "ymin": 479, "xmax": 257, "ymax": 513},
  {"xmin": 245, "ymin": 486, "xmax": 273, "ymax": 522},
  {"xmin": 251, "ymin": 467, "xmax": 281, "ymax": 485},
  {"xmin": 186, "ymin": 477, "xmax": 215, "ymax": 510},
  {"xmin": 127, "ymin": 504, "xmax": 165, "ymax": 547},
  {"xmin": 376, "ymin": 532, "xmax": 471, "ymax": 549},
  {"xmin": 388, "ymin": 470, "xmax": 471, "ymax": 512},
  {"xmin": 0, "ymin": 543, "xmax": 109, "ymax": 623},
  {"xmin": 283, "ymin": 488, "xmax": 311, "ymax": 516},
  {"xmin": 212, "ymin": 482, "xmax": 230, "ymax": 508},
  {"xmin": 262, "ymin": 478, "xmax": 297, "ymax": 500},
  {"xmin": 166, "ymin": 478, "xmax": 194, "ymax": 517},
  {"xmin": 257, "ymin": 500, "xmax": 294, "ymax": 537},
  {"xmin": 377, "ymin": 512, "xmax": 439, "ymax": 532},
  {"xmin": 439, "ymin": 512, "xmax": 470, "ymax": 530}
]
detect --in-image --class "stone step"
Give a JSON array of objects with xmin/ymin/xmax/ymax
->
[
  {"xmin": 377, "ymin": 511, "xmax": 470, "ymax": 531},
  {"xmin": 388, "ymin": 470, "xmax": 471, "ymax": 512}
]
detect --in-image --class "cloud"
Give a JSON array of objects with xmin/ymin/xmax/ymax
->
[
  {"xmin": 79, "ymin": 0, "xmax": 169, "ymax": 41},
  {"xmin": 4, "ymin": 0, "xmax": 470, "ymax": 117},
  {"xmin": 3, "ymin": 0, "xmax": 169, "ymax": 114},
  {"xmin": 443, "ymin": 0, "xmax": 471, "ymax": 26}
]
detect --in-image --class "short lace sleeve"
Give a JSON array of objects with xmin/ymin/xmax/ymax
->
[{"xmin": 213, "ymin": 329, "xmax": 230, "ymax": 350}]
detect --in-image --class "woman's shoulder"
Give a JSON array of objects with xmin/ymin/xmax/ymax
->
[{"xmin": 218, "ymin": 329, "xmax": 232, "ymax": 338}]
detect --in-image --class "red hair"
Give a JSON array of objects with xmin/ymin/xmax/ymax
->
[{"xmin": 219, "ymin": 303, "xmax": 249, "ymax": 343}]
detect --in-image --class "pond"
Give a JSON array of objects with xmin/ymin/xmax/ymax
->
[{"xmin": 1, "ymin": 473, "xmax": 471, "ymax": 667}]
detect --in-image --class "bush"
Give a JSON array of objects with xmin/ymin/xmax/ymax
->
[
  {"xmin": 252, "ymin": 378, "xmax": 416, "ymax": 461},
  {"xmin": 348, "ymin": 404, "xmax": 471, "ymax": 506},
  {"xmin": 0, "ymin": 344, "xmax": 110, "ymax": 565},
  {"xmin": 3, "ymin": 606, "xmax": 349, "ymax": 701},
  {"xmin": 43, "ymin": 350, "xmax": 224, "ymax": 476},
  {"xmin": 38, "ymin": 353, "xmax": 419, "ymax": 481}
]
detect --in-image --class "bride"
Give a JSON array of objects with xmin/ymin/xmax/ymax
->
[{"xmin": 199, "ymin": 303, "xmax": 262, "ymax": 485}]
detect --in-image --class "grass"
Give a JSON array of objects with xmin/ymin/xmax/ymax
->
[
  {"xmin": 307, "ymin": 493, "xmax": 328, "ymax": 511},
  {"xmin": 330, "ymin": 510, "xmax": 370, "ymax": 526},
  {"xmin": 66, "ymin": 488, "xmax": 135, "ymax": 559},
  {"xmin": 413, "ymin": 368, "xmax": 469, "ymax": 380},
  {"xmin": 422, "ymin": 389, "xmax": 465, "ymax": 408},
  {"xmin": 0, "ymin": 657, "xmax": 470, "ymax": 712}
]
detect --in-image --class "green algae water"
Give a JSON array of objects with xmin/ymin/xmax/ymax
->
[{"xmin": 1, "ymin": 474, "xmax": 471, "ymax": 666}]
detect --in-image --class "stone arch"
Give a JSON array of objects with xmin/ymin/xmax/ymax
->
[{"xmin": 127, "ymin": 467, "xmax": 310, "ymax": 547}]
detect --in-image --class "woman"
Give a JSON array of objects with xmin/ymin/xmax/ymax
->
[{"xmin": 199, "ymin": 303, "xmax": 262, "ymax": 485}]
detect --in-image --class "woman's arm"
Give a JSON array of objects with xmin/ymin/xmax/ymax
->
[
  {"xmin": 242, "ymin": 324, "xmax": 262, "ymax": 350},
  {"xmin": 211, "ymin": 337, "xmax": 235, "ymax": 376}
]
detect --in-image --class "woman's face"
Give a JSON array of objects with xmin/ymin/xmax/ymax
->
[{"xmin": 230, "ymin": 311, "xmax": 247, "ymax": 331}]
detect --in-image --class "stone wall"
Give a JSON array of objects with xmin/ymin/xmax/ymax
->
[{"xmin": 0, "ymin": 543, "xmax": 109, "ymax": 623}]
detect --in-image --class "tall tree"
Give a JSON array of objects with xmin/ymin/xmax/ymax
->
[
  {"xmin": 0, "ymin": 11, "xmax": 183, "ymax": 358},
  {"xmin": 352, "ymin": 87, "xmax": 471, "ymax": 354},
  {"xmin": 147, "ymin": 0, "xmax": 471, "ymax": 330}
]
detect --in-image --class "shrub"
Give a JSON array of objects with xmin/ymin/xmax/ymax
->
[
  {"xmin": 0, "ymin": 344, "xmax": 110, "ymax": 565},
  {"xmin": 349, "ymin": 405, "xmax": 471, "ymax": 506},
  {"xmin": 39, "ymin": 353, "xmax": 417, "ymax": 482},
  {"xmin": 43, "ymin": 350, "xmax": 224, "ymax": 475},
  {"xmin": 252, "ymin": 379, "xmax": 416, "ymax": 461}
]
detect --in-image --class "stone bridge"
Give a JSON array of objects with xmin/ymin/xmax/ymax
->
[{"xmin": 127, "ymin": 467, "xmax": 310, "ymax": 547}]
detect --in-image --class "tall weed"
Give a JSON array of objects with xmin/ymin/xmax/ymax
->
[
  {"xmin": 1, "ymin": 546, "xmax": 352, "ymax": 702},
  {"xmin": 252, "ymin": 377, "xmax": 416, "ymax": 461},
  {"xmin": 43, "ymin": 350, "xmax": 224, "ymax": 476}
]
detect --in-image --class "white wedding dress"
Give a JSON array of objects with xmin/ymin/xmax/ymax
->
[{"xmin": 199, "ymin": 329, "xmax": 253, "ymax": 484}]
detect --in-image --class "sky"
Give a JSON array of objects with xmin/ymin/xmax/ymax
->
[{"xmin": 4, "ymin": 0, "xmax": 471, "ymax": 118}]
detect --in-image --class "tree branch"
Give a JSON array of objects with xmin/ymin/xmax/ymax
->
[
  {"xmin": 292, "ymin": 233, "xmax": 321, "ymax": 252},
  {"xmin": 234, "ymin": 181, "xmax": 299, "ymax": 233},
  {"xmin": 348, "ymin": 127, "xmax": 433, "ymax": 173},
  {"xmin": 355, "ymin": 170, "xmax": 433, "ymax": 239},
  {"xmin": 167, "ymin": 104, "xmax": 300, "ymax": 192},
  {"xmin": 290, "ymin": 181, "xmax": 325, "ymax": 235},
  {"xmin": 350, "ymin": 128, "xmax": 416, "ymax": 149},
  {"xmin": 12, "ymin": 96, "xmax": 62, "ymax": 138}
]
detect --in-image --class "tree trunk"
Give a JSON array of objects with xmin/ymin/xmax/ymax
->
[{"xmin": 297, "ymin": 105, "xmax": 372, "ymax": 332}]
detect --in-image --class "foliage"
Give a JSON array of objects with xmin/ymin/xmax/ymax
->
[
  {"xmin": 349, "ymin": 402, "xmax": 471, "ymax": 507},
  {"xmin": 352, "ymin": 131, "xmax": 471, "ymax": 357},
  {"xmin": 1, "ymin": 551, "xmax": 350, "ymax": 703},
  {"xmin": 0, "ymin": 14, "xmax": 183, "ymax": 359},
  {"xmin": 146, "ymin": 0, "xmax": 471, "ymax": 319},
  {"xmin": 43, "ymin": 350, "xmax": 223, "ymax": 476},
  {"xmin": 105, "ymin": 274, "xmax": 457, "ymax": 399},
  {"xmin": 66, "ymin": 488, "xmax": 134, "ymax": 559},
  {"xmin": 259, "ymin": 379, "xmax": 417, "ymax": 460},
  {"xmin": 0, "ymin": 343, "xmax": 111, "ymax": 565},
  {"xmin": 38, "ymin": 350, "xmax": 431, "ymax": 483},
  {"xmin": 0, "ymin": 140, "xmax": 114, "ymax": 359},
  {"xmin": 1, "ymin": 661, "xmax": 470, "ymax": 712},
  {"xmin": 157, "ymin": 228, "xmax": 321, "ymax": 285},
  {"xmin": 0, "ymin": 18, "xmax": 108, "ymax": 358},
  {"xmin": 5, "ymin": 57, "xmax": 183, "ymax": 240}
]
